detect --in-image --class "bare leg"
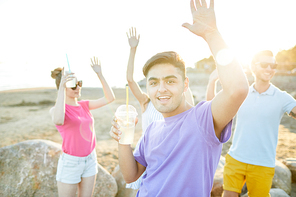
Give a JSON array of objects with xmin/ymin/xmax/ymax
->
[
  {"xmin": 222, "ymin": 190, "xmax": 240, "ymax": 197},
  {"xmin": 57, "ymin": 181, "xmax": 77, "ymax": 197},
  {"xmin": 77, "ymin": 175, "xmax": 97, "ymax": 197}
]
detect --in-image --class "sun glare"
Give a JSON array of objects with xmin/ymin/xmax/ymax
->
[{"xmin": 216, "ymin": 49, "xmax": 234, "ymax": 66}]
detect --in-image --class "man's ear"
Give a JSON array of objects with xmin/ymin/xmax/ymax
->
[{"xmin": 184, "ymin": 77, "xmax": 189, "ymax": 92}]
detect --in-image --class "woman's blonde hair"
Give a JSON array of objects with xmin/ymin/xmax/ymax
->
[{"xmin": 51, "ymin": 67, "xmax": 63, "ymax": 89}]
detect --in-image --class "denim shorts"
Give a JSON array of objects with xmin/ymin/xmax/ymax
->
[{"xmin": 56, "ymin": 150, "xmax": 98, "ymax": 184}]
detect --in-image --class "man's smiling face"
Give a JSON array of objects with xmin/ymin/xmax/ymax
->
[
  {"xmin": 146, "ymin": 63, "xmax": 188, "ymax": 118},
  {"xmin": 252, "ymin": 56, "xmax": 277, "ymax": 83}
]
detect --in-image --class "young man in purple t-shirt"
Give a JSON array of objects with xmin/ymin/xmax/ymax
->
[{"xmin": 110, "ymin": 0, "xmax": 249, "ymax": 196}]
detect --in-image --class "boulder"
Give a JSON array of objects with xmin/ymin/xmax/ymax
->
[
  {"xmin": 94, "ymin": 163, "xmax": 118, "ymax": 197},
  {"xmin": 241, "ymin": 188, "xmax": 289, "ymax": 197},
  {"xmin": 211, "ymin": 156, "xmax": 225, "ymax": 197},
  {"xmin": 241, "ymin": 192, "xmax": 248, "ymax": 197},
  {"xmin": 112, "ymin": 165, "xmax": 138, "ymax": 197},
  {"xmin": 272, "ymin": 160, "xmax": 292, "ymax": 195},
  {"xmin": 0, "ymin": 140, "xmax": 117, "ymax": 197},
  {"xmin": 283, "ymin": 158, "xmax": 296, "ymax": 183},
  {"xmin": 0, "ymin": 140, "xmax": 61, "ymax": 196},
  {"xmin": 269, "ymin": 188, "xmax": 290, "ymax": 197}
]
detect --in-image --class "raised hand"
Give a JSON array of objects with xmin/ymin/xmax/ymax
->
[
  {"xmin": 182, "ymin": 0, "xmax": 217, "ymax": 39},
  {"xmin": 90, "ymin": 56, "xmax": 102, "ymax": 75},
  {"xmin": 127, "ymin": 27, "xmax": 140, "ymax": 48}
]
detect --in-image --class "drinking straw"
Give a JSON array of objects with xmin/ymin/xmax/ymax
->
[
  {"xmin": 66, "ymin": 54, "xmax": 71, "ymax": 72},
  {"xmin": 126, "ymin": 84, "xmax": 129, "ymax": 125}
]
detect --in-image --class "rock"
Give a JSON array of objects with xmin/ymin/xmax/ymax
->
[
  {"xmin": 0, "ymin": 140, "xmax": 117, "ymax": 197},
  {"xmin": 112, "ymin": 165, "xmax": 138, "ymax": 197},
  {"xmin": 94, "ymin": 164, "xmax": 118, "ymax": 197},
  {"xmin": 211, "ymin": 156, "xmax": 225, "ymax": 197},
  {"xmin": 241, "ymin": 192, "xmax": 248, "ymax": 197},
  {"xmin": 272, "ymin": 160, "xmax": 292, "ymax": 195},
  {"xmin": 241, "ymin": 188, "xmax": 289, "ymax": 197},
  {"xmin": 0, "ymin": 140, "xmax": 61, "ymax": 196},
  {"xmin": 283, "ymin": 158, "xmax": 296, "ymax": 183},
  {"xmin": 270, "ymin": 188, "xmax": 290, "ymax": 197}
]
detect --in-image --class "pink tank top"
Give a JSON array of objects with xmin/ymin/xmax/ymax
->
[{"xmin": 55, "ymin": 100, "xmax": 96, "ymax": 157}]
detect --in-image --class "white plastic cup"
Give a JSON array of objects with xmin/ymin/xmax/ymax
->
[
  {"xmin": 65, "ymin": 71, "xmax": 77, "ymax": 88},
  {"xmin": 115, "ymin": 105, "xmax": 138, "ymax": 145}
]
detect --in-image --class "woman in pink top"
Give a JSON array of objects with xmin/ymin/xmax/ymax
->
[{"xmin": 50, "ymin": 57, "xmax": 115, "ymax": 197}]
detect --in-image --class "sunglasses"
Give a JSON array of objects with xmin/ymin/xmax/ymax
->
[
  {"xmin": 255, "ymin": 62, "xmax": 277, "ymax": 69},
  {"xmin": 71, "ymin": 80, "xmax": 83, "ymax": 90}
]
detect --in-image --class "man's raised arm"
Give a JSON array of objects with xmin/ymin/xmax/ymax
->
[{"xmin": 183, "ymin": 0, "xmax": 249, "ymax": 139}]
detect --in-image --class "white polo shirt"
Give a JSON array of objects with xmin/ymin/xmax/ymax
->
[{"xmin": 228, "ymin": 83, "xmax": 296, "ymax": 167}]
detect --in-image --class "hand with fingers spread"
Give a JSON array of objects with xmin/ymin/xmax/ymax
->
[
  {"xmin": 127, "ymin": 27, "xmax": 140, "ymax": 49},
  {"xmin": 182, "ymin": 0, "xmax": 217, "ymax": 39},
  {"xmin": 90, "ymin": 57, "xmax": 102, "ymax": 75}
]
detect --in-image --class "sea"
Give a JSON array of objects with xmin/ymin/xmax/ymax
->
[{"xmin": 0, "ymin": 62, "xmax": 135, "ymax": 92}]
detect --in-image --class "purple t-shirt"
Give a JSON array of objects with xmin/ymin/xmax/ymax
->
[{"xmin": 134, "ymin": 101, "xmax": 232, "ymax": 197}]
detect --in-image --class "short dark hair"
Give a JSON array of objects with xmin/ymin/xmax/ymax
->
[
  {"xmin": 251, "ymin": 50, "xmax": 274, "ymax": 65},
  {"xmin": 142, "ymin": 51, "xmax": 186, "ymax": 80}
]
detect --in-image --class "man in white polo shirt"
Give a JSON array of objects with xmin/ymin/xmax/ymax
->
[{"xmin": 207, "ymin": 50, "xmax": 296, "ymax": 197}]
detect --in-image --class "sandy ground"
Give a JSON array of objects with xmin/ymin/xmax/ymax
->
[{"xmin": 0, "ymin": 84, "xmax": 296, "ymax": 195}]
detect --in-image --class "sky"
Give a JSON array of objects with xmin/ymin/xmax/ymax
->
[{"xmin": 1, "ymin": 0, "xmax": 296, "ymax": 89}]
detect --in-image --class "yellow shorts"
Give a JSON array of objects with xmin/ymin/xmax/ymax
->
[{"xmin": 223, "ymin": 154, "xmax": 275, "ymax": 197}]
